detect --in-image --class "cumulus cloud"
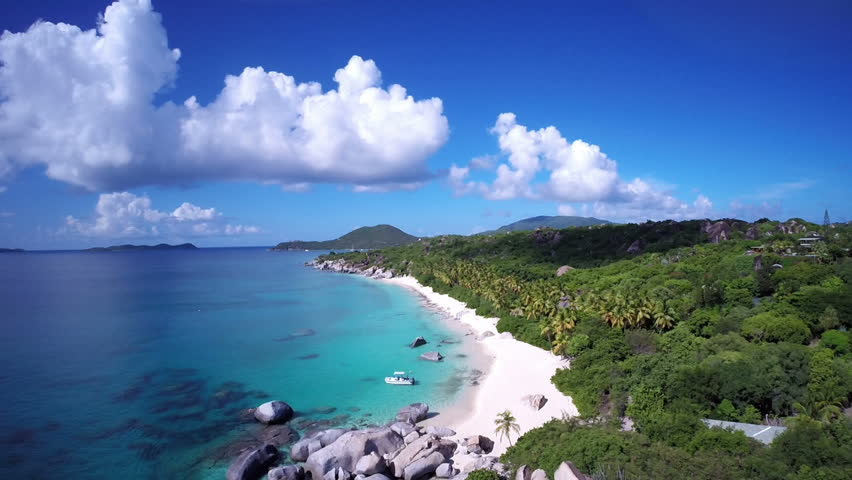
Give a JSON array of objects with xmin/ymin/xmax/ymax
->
[
  {"xmin": 0, "ymin": 0, "xmax": 448, "ymax": 192},
  {"xmin": 171, "ymin": 202, "xmax": 218, "ymax": 221},
  {"xmin": 470, "ymin": 155, "xmax": 498, "ymax": 170},
  {"xmin": 63, "ymin": 192, "xmax": 260, "ymax": 238},
  {"xmin": 452, "ymin": 113, "xmax": 712, "ymax": 221},
  {"xmin": 557, "ymin": 204, "xmax": 577, "ymax": 216}
]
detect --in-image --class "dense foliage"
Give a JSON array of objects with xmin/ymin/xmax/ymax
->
[
  {"xmin": 320, "ymin": 218, "xmax": 852, "ymax": 478},
  {"xmin": 502, "ymin": 417, "xmax": 852, "ymax": 480}
]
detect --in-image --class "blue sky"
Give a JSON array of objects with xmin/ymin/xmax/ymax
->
[{"xmin": 1, "ymin": 0, "xmax": 850, "ymax": 249}]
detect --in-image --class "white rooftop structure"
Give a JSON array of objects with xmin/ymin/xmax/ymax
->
[{"xmin": 702, "ymin": 419, "xmax": 787, "ymax": 444}]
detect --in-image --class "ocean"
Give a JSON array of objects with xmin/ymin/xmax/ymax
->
[{"xmin": 0, "ymin": 248, "xmax": 474, "ymax": 479}]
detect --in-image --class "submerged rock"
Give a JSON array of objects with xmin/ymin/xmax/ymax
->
[
  {"xmin": 225, "ymin": 443, "xmax": 280, "ymax": 480},
  {"xmin": 419, "ymin": 351, "xmax": 444, "ymax": 362},
  {"xmin": 254, "ymin": 401, "xmax": 294, "ymax": 425}
]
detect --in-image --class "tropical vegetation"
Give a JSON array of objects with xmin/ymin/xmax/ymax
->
[{"xmin": 319, "ymin": 218, "xmax": 852, "ymax": 479}]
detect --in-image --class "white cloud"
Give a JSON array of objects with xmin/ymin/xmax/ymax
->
[
  {"xmin": 749, "ymin": 180, "xmax": 815, "ymax": 200},
  {"xmin": 557, "ymin": 204, "xmax": 577, "ymax": 216},
  {"xmin": 452, "ymin": 113, "xmax": 712, "ymax": 221},
  {"xmin": 0, "ymin": 1, "xmax": 448, "ymax": 191},
  {"xmin": 171, "ymin": 202, "xmax": 218, "ymax": 221},
  {"xmin": 0, "ymin": 186, "xmax": 7, "ymax": 193},
  {"xmin": 224, "ymin": 224, "xmax": 260, "ymax": 235},
  {"xmin": 281, "ymin": 183, "xmax": 311, "ymax": 193},
  {"xmin": 352, "ymin": 182, "xmax": 424, "ymax": 193},
  {"xmin": 63, "ymin": 192, "xmax": 259, "ymax": 238},
  {"xmin": 470, "ymin": 154, "xmax": 497, "ymax": 170}
]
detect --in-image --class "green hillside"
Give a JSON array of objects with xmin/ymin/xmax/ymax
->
[
  {"xmin": 273, "ymin": 224, "xmax": 418, "ymax": 251},
  {"xmin": 319, "ymin": 218, "xmax": 852, "ymax": 479},
  {"xmin": 481, "ymin": 215, "xmax": 611, "ymax": 234}
]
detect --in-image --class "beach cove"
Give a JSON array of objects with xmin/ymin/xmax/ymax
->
[{"xmin": 381, "ymin": 276, "xmax": 579, "ymax": 460}]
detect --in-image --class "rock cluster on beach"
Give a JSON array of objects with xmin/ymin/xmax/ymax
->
[
  {"xmin": 309, "ymin": 259, "xmax": 396, "ymax": 279},
  {"xmin": 228, "ymin": 401, "xmax": 534, "ymax": 480}
]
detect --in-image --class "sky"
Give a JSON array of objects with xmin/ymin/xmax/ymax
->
[{"xmin": 0, "ymin": 0, "xmax": 850, "ymax": 249}]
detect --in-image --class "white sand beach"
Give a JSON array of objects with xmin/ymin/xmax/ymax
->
[{"xmin": 383, "ymin": 276, "xmax": 579, "ymax": 460}]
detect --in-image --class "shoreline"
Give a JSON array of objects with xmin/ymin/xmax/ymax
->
[{"xmin": 380, "ymin": 276, "xmax": 579, "ymax": 460}]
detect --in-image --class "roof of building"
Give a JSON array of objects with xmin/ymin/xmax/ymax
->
[{"xmin": 701, "ymin": 419, "xmax": 787, "ymax": 444}]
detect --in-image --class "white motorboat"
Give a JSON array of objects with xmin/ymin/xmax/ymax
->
[{"xmin": 385, "ymin": 371, "xmax": 415, "ymax": 385}]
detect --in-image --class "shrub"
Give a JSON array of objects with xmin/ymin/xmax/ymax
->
[
  {"xmin": 467, "ymin": 470, "xmax": 500, "ymax": 480},
  {"xmin": 821, "ymin": 330, "xmax": 851, "ymax": 355},
  {"xmin": 741, "ymin": 312, "xmax": 811, "ymax": 344},
  {"xmin": 686, "ymin": 427, "xmax": 758, "ymax": 456},
  {"xmin": 567, "ymin": 333, "xmax": 591, "ymax": 356}
]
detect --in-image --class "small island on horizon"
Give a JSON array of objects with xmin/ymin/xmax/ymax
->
[
  {"xmin": 272, "ymin": 224, "xmax": 419, "ymax": 251},
  {"xmin": 85, "ymin": 243, "xmax": 198, "ymax": 252},
  {"xmin": 0, "ymin": 247, "xmax": 25, "ymax": 253}
]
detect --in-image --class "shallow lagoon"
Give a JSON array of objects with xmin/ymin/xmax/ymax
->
[{"xmin": 0, "ymin": 248, "xmax": 473, "ymax": 479}]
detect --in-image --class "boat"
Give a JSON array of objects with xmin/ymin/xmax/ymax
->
[{"xmin": 385, "ymin": 371, "xmax": 415, "ymax": 385}]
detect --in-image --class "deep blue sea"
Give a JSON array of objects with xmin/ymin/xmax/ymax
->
[{"xmin": 0, "ymin": 248, "xmax": 472, "ymax": 479}]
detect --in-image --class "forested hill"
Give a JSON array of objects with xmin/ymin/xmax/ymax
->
[
  {"xmin": 318, "ymin": 218, "xmax": 852, "ymax": 480},
  {"xmin": 273, "ymin": 224, "xmax": 418, "ymax": 251},
  {"xmin": 481, "ymin": 215, "xmax": 611, "ymax": 234}
]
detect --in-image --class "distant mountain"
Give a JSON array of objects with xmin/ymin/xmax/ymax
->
[
  {"xmin": 85, "ymin": 243, "xmax": 198, "ymax": 252},
  {"xmin": 0, "ymin": 248, "xmax": 25, "ymax": 253},
  {"xmin": 481, "ymin": 215, "xmax": 611, "ymax": 234},
  {"xmin": 273, "ymin": 225, "xmax": 418, "ymax": 251}
]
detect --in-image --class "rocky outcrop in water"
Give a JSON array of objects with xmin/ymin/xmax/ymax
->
[
  {"xmin": 409, "ymin": 336, "xmax": 428, "ymax": 348},
  {"xmin": 311, "ymin": 259, "xmax": 398, "ymax": 279},
  {"xmin": 304, "ymin": 427, "xmax": 405, "ymax": 480},
  {"xmin": 396, "ymin": 403, "xmax": 430, "ymax": 424},
  {"xmin": 226, "ymin": 443, "xmax": 280, "ymax": 480},
  {"xmin": 291, "ymin": 428, "xmax": 350, "ymax": 462},
  {"xmin": 419, "ymin": 351, "xmax": 444, "ymax": 362},
  {"xmin": 225, "ymin": 399, "xmax": 595, "ymax": 480},
  {"xmin": 254, "ymin": 401, "xmax": 294, "ymax": 425}
]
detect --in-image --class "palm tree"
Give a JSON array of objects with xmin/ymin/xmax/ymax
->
[{"xmin": 494, "ymin": 410, "xmax": 521, "ymax": 446}]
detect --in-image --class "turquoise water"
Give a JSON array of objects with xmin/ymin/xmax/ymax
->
[{"xmin": 0, "ymin": 248, "xmax": 471, "ymax": 479}]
